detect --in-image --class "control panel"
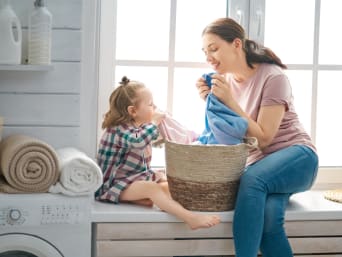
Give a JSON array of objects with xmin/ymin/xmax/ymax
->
[{"xmin": 0, "ymin": 194, "xmax": 91, "ymax": 227}]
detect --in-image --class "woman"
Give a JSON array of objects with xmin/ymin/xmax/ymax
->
[{"xmin": 196, "ymin": 18, "xmax": 318, "ymax": 257}]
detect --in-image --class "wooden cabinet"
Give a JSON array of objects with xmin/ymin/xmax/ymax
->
[{"xmin": 92, "ymin": 191, "xmax": 342, "ymax": 257}]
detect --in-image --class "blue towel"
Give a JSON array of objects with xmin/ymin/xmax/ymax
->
[{"xmin": 197, "ymin": 73, "xmax": 248, "ymax": 145}]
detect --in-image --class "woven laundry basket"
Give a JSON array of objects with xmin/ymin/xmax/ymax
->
[{"xmin": 165, "ymin": 138, "xmax": 257, "ymax": 212}]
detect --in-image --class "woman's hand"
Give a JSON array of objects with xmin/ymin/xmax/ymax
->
[
  {"xmin": 210, "ymin": 74, "xmax": 234, "ymax": 107},
  {"xmin": 195, "ymin": 77, "xmax": 211, "ymax": 101}
]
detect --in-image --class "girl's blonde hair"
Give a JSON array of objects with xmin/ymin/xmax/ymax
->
[{"xmin": 102, "ymin": 76, "xmax": 146, "ymax": 129}]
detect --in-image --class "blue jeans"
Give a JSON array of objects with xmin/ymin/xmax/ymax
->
[{"xmin": 233, "ymin": 145, "xmax": 318, "ymax": 257}]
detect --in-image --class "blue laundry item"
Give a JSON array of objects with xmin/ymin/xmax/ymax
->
[
  {"xmin": 203, "ymin": 72, "xmax": 215, "ymax": 87},
  {"xmin": 197, "ymin": 73, "xmax": 248, "ymax": 145}
]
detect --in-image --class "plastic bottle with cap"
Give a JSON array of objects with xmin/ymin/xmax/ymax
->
[
  {"xmin": 28, "ymin": 0, "xmax": 52, "ymax": 65},
  {"xmin": 0, "ymin": 0, "xmax": 22, "ymax": 64}
]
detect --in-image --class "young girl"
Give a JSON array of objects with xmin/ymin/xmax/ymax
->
[{"xmin": 95, "ymin": 76, "xmax": 220, "ymax": 230}]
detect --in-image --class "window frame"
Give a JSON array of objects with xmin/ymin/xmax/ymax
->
[{"xmin": 89, "ymin": 0, "xmax": 342, "ymax": 189}]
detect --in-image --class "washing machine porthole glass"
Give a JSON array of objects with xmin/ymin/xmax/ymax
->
[
  {"xmin": 0, "ymin": 234, "xmax": 63, "ymax": 257},
  {"xmin": 0, "ymin": 251, "xmax": 36, "ymax": 257}
]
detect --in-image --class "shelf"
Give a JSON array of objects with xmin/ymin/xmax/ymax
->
[{"xmin": 0, "ymin": 64, "xmax": 53, "ymax": 71}]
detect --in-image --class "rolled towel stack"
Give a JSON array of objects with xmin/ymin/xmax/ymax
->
[
  {"xmin": 0, "ymin": 134, "xmax": 59, "ymax": 193},
  {"xmin": 49, "ymin": 147, "xmax": 103, "ymax": 196}
]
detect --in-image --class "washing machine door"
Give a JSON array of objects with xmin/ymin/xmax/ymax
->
[{"xmin": 0, "ymin": 234, "xmax": 62, "ymax": 257}]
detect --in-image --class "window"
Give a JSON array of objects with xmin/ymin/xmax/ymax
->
[
  {"xmin": 262, "ymin": 0, "xmax": 342, "ymax": 167},
  {"xmin": 98, "ymin": 0, "xmax": 342, "ymax": 186},
  {"xmin": 98, "ymin": 0, "xmax": 228, "ymax": 166}
]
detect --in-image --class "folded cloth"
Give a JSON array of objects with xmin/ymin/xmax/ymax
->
[
  {"xmin": 49, "ymin": 147, "xmax": 103, "ymax": 196},
  {"xmin": 0, "ymin": 134, "xmax": 59, "ymax": 193},
  {"xmin": 197, "ymin": 73, "xmax": 248, "ymax": 145},
  {"xmin": 158, "ymin": 113, "xmax": 199, "ymax": 144}
]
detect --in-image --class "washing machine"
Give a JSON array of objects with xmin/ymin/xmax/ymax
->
[{"xmin": 0, "ymin": 193, "xmax": 92, "ymax": 257}]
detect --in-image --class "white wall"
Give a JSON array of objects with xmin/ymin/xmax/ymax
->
[{"xmin": 0, "ymin": 0, "xmax": 98, "ymax": 157}]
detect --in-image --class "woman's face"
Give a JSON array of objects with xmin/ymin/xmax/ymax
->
[{"xmin": 202, "ymin": 33, "xmax": 240, "ymax": 74}]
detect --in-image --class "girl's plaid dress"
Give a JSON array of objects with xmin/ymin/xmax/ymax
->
[{"xmin": 95, "ymin": 123, "xmax": 166, "ymax": 203}]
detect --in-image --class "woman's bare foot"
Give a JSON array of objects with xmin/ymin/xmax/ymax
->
[{"xmin": 186, "ymin": 213, "xmax": 221, "ymax": 230}]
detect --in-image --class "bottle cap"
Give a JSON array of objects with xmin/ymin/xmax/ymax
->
[{"xmin": 34, "ymin": 0, "xmax": 45, "ymax": 7}]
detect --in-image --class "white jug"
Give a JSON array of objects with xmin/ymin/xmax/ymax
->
[{"xmin": 0, "ymin": 0, "xmax": 22, "ymax": 64}]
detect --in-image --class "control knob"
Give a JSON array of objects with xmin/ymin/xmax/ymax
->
[{"xmin": 7, "ymin": 209, "xmax": 22, "ymax": 224}]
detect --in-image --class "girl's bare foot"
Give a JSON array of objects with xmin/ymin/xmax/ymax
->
[{"xmin": 186, "ymin": 213, "xmax": 221, "ymax": 230}]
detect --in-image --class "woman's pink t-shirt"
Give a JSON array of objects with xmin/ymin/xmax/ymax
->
[{"xmin": 227, "ymin": 63, "xmax": 316, "ymax": 166}]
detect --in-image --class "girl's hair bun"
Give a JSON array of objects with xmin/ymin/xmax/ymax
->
[{"xmin": 120, "ymin": 76, "xmax": 130, "ymax": 85}]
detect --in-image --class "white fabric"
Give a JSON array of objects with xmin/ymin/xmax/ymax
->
[{"xmin": 49, "ymin": 147, "xmax": 103, "ymax": 196}]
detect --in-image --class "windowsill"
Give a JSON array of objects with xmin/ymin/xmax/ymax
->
[
  {"xmin": 91, "ymin": 190, "xmax": 342, "ymax": 222},
  {"xmin": 312, "ymin": 167, "xmax": 342, "ymax": 190}
]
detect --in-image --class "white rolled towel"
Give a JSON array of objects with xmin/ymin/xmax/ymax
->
[{"xmin": 49, "ymin": 147, "xmax": 103, "ymax": 196}]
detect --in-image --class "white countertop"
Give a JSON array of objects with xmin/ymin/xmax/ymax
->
[{"xmin": 91, "ymin": 190, "xmax": 342, "ymax": 223}]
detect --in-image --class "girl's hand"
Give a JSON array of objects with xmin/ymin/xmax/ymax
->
[
  {"xmin": 152, "ymin": 109, "xmax": 166, "ymax": 125},
  {"xmin": 195, "ymin": 77, "xmax": 211, "ymax": 101}
]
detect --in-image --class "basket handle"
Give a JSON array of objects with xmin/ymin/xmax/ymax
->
[{"xmin": 243, "ymin": 137, "xmax": 258, "ymax": 149}]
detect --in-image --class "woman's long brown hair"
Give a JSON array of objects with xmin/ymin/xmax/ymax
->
[{"xmin": 202, "ymin": 17, "xmax": 287, "ymax": 69}]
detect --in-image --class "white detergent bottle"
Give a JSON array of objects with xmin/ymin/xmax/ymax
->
[
  {"xmin": 28, "ymin": 0, "xmax": 52, "ymax": 65},
  {"xmin": 0, "ymin": 0, "xmax": 22, "ymax": 64}
]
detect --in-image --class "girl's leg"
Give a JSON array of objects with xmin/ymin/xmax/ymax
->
[
  {"xmin": 158, "ymin": 181, "xmax": 172, "ymax": 198},
  {"xmin": 233, "ymin": 145, "xmax": 318, "ymax": 257},
  {"xmin": 119, "ymin": 180, "xmax": 221, "ymax": 230},
  {"xmin": 120, "ymin": 198, "xmax": 154, "ymax": 207},
  {"xmin": 122, "ymin": 173, "xmax": 168, "ymax": 207}
]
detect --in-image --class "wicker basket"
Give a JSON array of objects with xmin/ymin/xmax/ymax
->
[{"xmin": 165, "ymin": 138, "xmax": 257, "ymax": 212}]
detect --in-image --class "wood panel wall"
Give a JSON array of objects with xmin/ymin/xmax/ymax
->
[{"xmin": 0, "ymin": 0, "xmax": 83, "ymax": 149}]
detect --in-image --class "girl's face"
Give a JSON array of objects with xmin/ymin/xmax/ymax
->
[
  {"xmin": 202, "ymin": 33, "xmax": 240, "ymax": 74},
  {"xmin": 130, "ymin": 88, "xmax": 155, "ymax": 125}
]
